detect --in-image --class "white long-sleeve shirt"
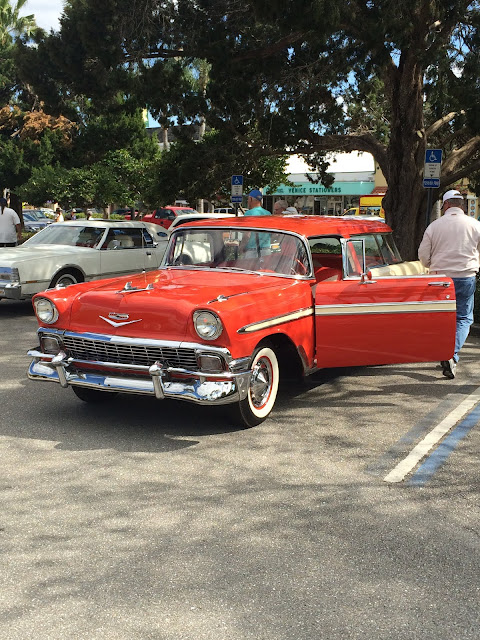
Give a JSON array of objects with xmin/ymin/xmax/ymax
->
[
  {"xmin": 0, "ymin": 206, "xmax": 21, "ymax": 243},
  {"xmin": 418, "ymin": 207, "xmax": 480, "ymax": 278}
]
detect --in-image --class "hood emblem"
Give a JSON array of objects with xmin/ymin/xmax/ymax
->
[{"xmin": 99, "ymin": 314, "xmax": 143, "ymax": 327}]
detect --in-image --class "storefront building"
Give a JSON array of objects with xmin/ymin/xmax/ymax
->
[{"xmin": 264, "ymin": 171, "xmax": 375, "ymax": 215}]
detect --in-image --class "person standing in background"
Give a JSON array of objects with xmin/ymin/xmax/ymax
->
[
  {"xmin": 273, "ymin": 199, "xmax": 288, "ymax": 215},
  {"xmin": 241, "ymin": 189, "xmax": 271, "ymax": 257},
  {"xmin": 0, "ymin": 197, "xmax": 22, "ymax": 247},
  {"xmin": 245, "ymin": 190, "xmax": 271, "ymax": 217},
  {"xmin": 55, "ymin": 208, "xmax": 64, "ymax": 223},
  {"xmin": 418, "ymin": 189, "xmax": 480, "ymax": 379}
]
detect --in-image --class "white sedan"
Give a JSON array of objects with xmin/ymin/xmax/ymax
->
[{"xmin": 0, "ymin": 220, "xmax": 168, "ymax": 301}]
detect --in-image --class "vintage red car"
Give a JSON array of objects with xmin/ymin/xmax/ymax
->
[{"xmin": 28, "ymin": 216, "xmax": 456, "ymax": 427}]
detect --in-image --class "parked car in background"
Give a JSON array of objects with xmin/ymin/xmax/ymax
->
[
  {"xmin": 27, "ymin": 216, "xmax": 455, "ymax": 428},
  {"xmin": 166, "ymin": 211, "xmax": 239, "ymax": 233},
  {"xmin": 38, "ymin": 207, "xmax": 55, "ymax": 218},
  {"xmin": 0, "ymin": 220, "xmax": 168, "ymax": 301},
  {"xmin": 142, "ymin": 206, "xmax": 198, "ymax": 229},
  {"xmin": 214, "ymin": 207, "xmax": 235, "ymax": 215},
  {"xmin": 22, "ymin": 209, "xmax": 53, "ymax": 232}
]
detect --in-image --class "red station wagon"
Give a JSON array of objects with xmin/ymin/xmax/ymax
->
[
  {"xmin": 28, "ymin": 216, "xmax": 455, "ymax": 427},
  {"xmin": 142, "ymin": 206, "xmax": 197, "ymax": 229}
]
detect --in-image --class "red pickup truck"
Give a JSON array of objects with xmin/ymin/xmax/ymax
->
[{"xmin": 142, "ymin": 206, "xmax": 197, "ymax": 229}]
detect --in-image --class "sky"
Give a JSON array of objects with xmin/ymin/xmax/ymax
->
[
  {"xmin": 20, "ymin": 0, "xmax": 64, "ymax": 32},
  {"xmin": 19, "ymin": 1, "xmax": 375, "ymax": 175}
]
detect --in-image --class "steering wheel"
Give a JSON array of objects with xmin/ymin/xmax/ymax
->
[
  {"xmin": 291, "ymin": 259, "xmax": 308, "ymax": 276},
  {"xmin": 174, "ymin": 254, "xmax": 193, "ymax": 266}
]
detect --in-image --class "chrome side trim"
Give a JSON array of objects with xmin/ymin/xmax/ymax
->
[
  {"xmin": 315, "ymin": 300, "xmax": 456, "ymax": 316},
  {"xmin": 238, "ymin": 307, "xmax": 314, "ymax": 334}
]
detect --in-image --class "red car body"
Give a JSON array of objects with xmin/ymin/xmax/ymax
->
[
  {"xmin": 28, "ymin": 216, "xmax": 456, "ymax": 427},
  {"xmin": 142, "ymin": 206, "xmax": 197, "ymax": 229}
]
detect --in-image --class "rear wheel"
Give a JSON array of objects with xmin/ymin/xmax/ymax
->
[
  {"xmin": 232, "ymin": 345, "xmax": 279, "ymax": 427},
  {"xmin": 72, "ymin": 386, "xmax": 117, "ymax": 403}
]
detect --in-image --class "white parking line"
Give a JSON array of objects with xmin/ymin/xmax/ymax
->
[{"xmin": 384, "ymin": 387, "xmax": 480, "ymax": 483}]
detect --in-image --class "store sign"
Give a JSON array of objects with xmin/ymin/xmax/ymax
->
[{"xmin": 267, "ymin": 181, "xmax": 374, "ymax": 196}]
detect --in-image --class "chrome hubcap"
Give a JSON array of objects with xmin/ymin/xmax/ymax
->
[{"xmin": 250, "ymin": 357, "xmax": 272, "ymax": 408}]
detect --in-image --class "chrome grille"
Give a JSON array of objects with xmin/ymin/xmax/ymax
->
[{"xmin": 62, "ymin": 335, "xmax": 199, "ymax": 370}]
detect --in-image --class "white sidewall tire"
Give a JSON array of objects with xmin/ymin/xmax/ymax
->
[
  {"xmin": 246, "ymin": 346, "xmax": 279, "ymax": 419},
  {"xmin": 51, "ymin": 271, "xmax": 78, "ymax": 288}
]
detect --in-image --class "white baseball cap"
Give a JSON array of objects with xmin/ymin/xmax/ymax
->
[{"xmin": 442, "ymin": 189, "xmax": 463, "ymax": 204}]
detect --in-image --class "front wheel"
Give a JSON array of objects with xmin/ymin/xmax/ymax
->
[
  {"xmin": 50, "ymin": 271, "xmax": 79, "ymax": 288},
  {"xmin": 72, "ymin": 386, "xmax": 117, "ymax": 403},
  {"xmin": 232, "ymin": 345, "xmax": 279, "ymax": 427}
]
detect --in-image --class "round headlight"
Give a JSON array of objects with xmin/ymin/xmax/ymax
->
[
  {"xmin": 193, "ymin": 310, "xmax": 223, "ymax": 340},
  {"xmin": 34, "ymin": 298, "xmax": 58, "ymax": 324}
]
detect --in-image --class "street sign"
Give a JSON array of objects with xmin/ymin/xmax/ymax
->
[
  {"xmin": 423, "ymin": 149, "xmax": 442, "ymax": 188},
  {"xmin": 231, "ymin": 175, "xmax": 243, "ymax": 203}
]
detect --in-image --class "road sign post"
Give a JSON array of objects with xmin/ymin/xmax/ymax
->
[{"xmin": 423, "ymin": 149, "xmax": 442, "ymax": 228}]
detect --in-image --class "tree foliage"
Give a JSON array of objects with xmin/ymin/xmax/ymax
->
[{"xmin": 15, "ymin": 0, "xmax": 480, "ymax": 257}]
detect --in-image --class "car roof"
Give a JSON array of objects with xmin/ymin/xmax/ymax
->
[
  {"xmin": 58, "ymin": 220, "xmax": 151, "ymax": 228},
  {"xmin": 171, "ymin": 215, "xmax": 391, "ymax": 236},
  {"xmin": 172, "ymin": 212, "xmax": 237, "ymax": 222}
]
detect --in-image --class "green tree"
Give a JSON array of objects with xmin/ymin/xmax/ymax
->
[
  {"xmin": 0, "ymin": 0, "xmax": 35, "ymax": 47},
  {"xmin": 17, "ymin": 1, "xmax": 480, "ymax": 258}
]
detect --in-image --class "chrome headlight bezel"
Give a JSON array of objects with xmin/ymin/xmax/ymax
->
[
  {"xmin": 193, "ymin": 310, "xmax": 223, "ymax": 341},
  {"xmin": 34, "ymin": 297, "xmax": 59, "ymax": 324}
]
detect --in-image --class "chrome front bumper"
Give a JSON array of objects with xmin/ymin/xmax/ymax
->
[
  {"xmin": 28, "ymin": 349, "xmax": 251, "ymax": 405},
  {"xmin": 0, "ymin": 283, "xmax": 22, "ymax": 300}
]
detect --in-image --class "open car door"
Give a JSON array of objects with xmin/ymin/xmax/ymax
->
[{"xmin": 314, "ymin": 238, "xmax": 456, "ymax": 368}]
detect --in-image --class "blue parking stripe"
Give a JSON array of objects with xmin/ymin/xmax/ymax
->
[{"xmin": 408, "ymin": 404, "xmax": 480, "ymax": 486}]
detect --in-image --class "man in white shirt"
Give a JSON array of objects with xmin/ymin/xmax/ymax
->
[
  {"xmin": 0, "ymin": 197, "xmax": 21, "ymax": 247},
  {"xmin": 418, "ymin": 189, "xmax": 480, "ymax": 378}
]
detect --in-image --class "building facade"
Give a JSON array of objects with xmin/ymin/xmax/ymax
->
[{"xmin": 264, "ymin": 171, "xmax": 375, "ymax": 215}]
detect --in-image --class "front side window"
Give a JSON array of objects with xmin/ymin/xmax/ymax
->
[
  {"xmin": 164, "ymin": 228, "xmax": 311, "ymax": 276},
  {"xmin": 102, "ymin": 228, "xmax": 145, "ymax": 249},
  {"xmin": 352, "ymin": 233, "xmax": 402, "ymax": 268}
]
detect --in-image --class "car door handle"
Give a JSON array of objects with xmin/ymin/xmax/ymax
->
[
  {"xmin": 146, "ymin": 251, "xmax": 152, "ymax": 256},
  {"xmin": 428, "ymin": 281, "xmax": 451, "ymax": 287}
]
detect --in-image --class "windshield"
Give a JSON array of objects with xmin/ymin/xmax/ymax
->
[
  {"xmin": 164, "ymin": 228, "xmax": 311, "ymax": 276},
  {"xmin": 23, "ymin": 224, "xmax": 106, "ymax": 247}
]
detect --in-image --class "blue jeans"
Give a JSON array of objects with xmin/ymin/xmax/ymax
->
[{"xmin": 452, "ymin": 276, "xmax": 476, "ymax": 363}]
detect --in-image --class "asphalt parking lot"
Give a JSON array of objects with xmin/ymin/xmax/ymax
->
[{"xmin": 1, "ymin": 299, "xmax": 479, "ymax": 639}]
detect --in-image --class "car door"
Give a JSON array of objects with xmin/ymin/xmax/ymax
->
[
  {"xmin": 314, "ymin": 236, "xmax": 456, "ymax": 367},
  {"xmin": 100, "ymin": 227, "xmax": 151, "ymax": 277}
]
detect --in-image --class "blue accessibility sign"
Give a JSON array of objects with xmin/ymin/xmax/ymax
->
[
  {"xmin": 425, "ymin": 149, "xmax": 442, "ymax": 164},
  {"xmin": 231, "ymin": 175, "xmax": 243, "ymax": 186}
]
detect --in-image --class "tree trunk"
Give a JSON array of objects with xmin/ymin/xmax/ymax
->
[{"xmin": 383, "ymin": 53, "xmax": 428, "ymax": 261}]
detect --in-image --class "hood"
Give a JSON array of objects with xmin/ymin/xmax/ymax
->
[
  {"xmin": 63, "ymin": 268, "xmax": 291, "ymax": 339},
  {"xmin": 0, "ymin": 245, "xmax": 94, "ymax": 266}
]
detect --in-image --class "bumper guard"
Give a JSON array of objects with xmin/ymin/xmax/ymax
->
[{"xmin": 27, "ymin": 349, "xmax": 251, "ymax": 405}]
